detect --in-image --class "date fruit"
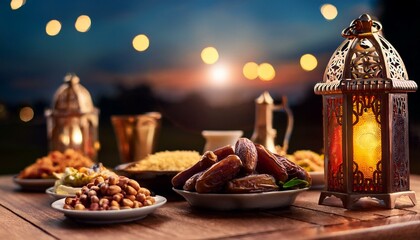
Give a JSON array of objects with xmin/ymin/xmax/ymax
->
[
  {"xmin": 195, "ymin": 155, "xmax": 242, "ymax": 193},
  {"xmin": 275, "ymin": 154, "xmax": 311, "ymax": 183},
  {"xmin": 255, "ymin": 144, "xmax": 288, "ymax": 182},
  {"xmin": 225, "ymin": 174, "xmax": 279, "ymax": 193},
  {"xmin": 183, "ymin": 171, "xmax": 203, "ymax": 192},
  {"xmin": 235, "ymin": 138, "xmax": 258, "ymax": 174},
  {"xmin": 213, "ymin": 145, "xmax": 235, "ymax": 161},
  {"xmin": 172, "ymin": 151, "xmax": 217, "ymax": 189}
]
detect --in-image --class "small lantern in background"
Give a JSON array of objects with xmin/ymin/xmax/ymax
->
[
  {"xmin": 314, "ymin": 14, "xmax": 417, "ymax": 209},
  {"xmin": 45, "ymin": 73, "xmax": 100, "ymax": 160}
]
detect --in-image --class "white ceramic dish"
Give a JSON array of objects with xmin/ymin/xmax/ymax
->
[
  {"xmin": 173, "ymin": 188, "xmax": 308, "ymax": 210},
  {"xmin": 309, "ymin": 171, "xmax": 324, "ymax": 189},
  {"xmin": 45, "ymin": 186, "xmax": 78, "ymax": 199},
  {"xmin": 51, "ymin": 195, "xmax": 167, "ymax": 224},
  {"xmin": 13, "ymin": 176, "xmax": 56, "ymax": 191}
]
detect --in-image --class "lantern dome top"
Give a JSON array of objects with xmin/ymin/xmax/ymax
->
[
  {"xmin": 314, "ymin": 14, "xmax": 417, "ymax": 95},
  {"xmin": 50, "ymin": 73, "xmax": 97, "ymax": 115}
]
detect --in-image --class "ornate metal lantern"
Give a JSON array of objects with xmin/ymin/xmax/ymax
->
[
  {"xmin": 45, "ymin": 73, "xmax": 99, "ymax": 160},
  {"xmin": 314, "ymin": 14, "xmax": 417, "ymax": 209}
]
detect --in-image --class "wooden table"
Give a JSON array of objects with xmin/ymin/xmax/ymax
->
[{"xmin": 1, "ymin": 174, "xmax": 420, "ymax": 240}]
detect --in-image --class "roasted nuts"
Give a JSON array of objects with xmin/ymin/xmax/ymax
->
[{"xmin": 63, "ymin": 176, "xmax": 154, "ymax": 211}]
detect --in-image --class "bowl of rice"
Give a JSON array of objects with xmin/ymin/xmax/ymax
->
[{"xmin": 115, "ymin": 150, "xmax": 201, "ymax": 195}]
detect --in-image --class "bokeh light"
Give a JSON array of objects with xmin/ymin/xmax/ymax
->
[
  {"xmin": 45, "ymin": 20, "xmax": 62, "ymax": 36},
  {"xmin": 10, "ymin": 0, "xmax": 25, "ymax": 10},
  {"xmin": 243, "ymin": 62, "xmax": 259, "ymax": 80},
  {"xmin": 258, "ymin": 63, "xmax": 275, "ymax": 81},
  {"xmin": 210, "ymin": 64, "xmax": 229, "ymax": 86},
  {"xmin": 300, "ymin": 54, "xmax": 318, "ymax": 71},
  {"xmin": 19, "ymin": 106, "xmax": 34, "ymax": 122},
  {"xmin": 320, "ymin": 4, "xmax": 338, "ymax": 20},
  {"xmin": 75, "ymin": 15, "xmax": 92, "ymax": 33},
  {"xmin": 132, "ymin": 34, "xmax": 150, "ymax": 52},
  {"xmin": 201, "ymin": 47, "xmax": 219, "ymax": 65}
]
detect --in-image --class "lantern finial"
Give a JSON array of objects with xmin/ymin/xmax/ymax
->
[
  {"xmin": 64, "ymin": 73, "xmax": 80, "ymax": 84},
  {"xmin": 342, "ymin": 13, "xmax": 382, "ymax": 38}
]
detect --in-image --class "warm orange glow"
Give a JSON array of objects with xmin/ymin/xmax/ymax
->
[
  {"xmin": 19, "ymin": 106, "xmax": 34, "ymax": 122},
  {"xmin": 72, "ymin": 126, "xmax": 83, "ymax": 145},
  {"xmin": 10, "ymin": 0, "xmax": 25, "ymax": 10},
  {"xmin": 132, "ymin": 34, "xmax": 150, "ymax": 52},
  {"xmin": 201, "ymin": 47, "xmax": 219, "ymax": 64},
  {"xmin": 258, "ymin": 63, "xmax": 275, "ymax": 81},
  {"xmin": 94, "ymin": 141, "xmax": 101, "ymax": 151},
  {"xmin": 353, "ymin": 106, "xmax": 381, "ymax": 180},
  {"xmin": 75, "ymin": 15, "xmax": 91, "ymax": 32},
  {"xmin": 300, "ymin": 54, "xmax": 318, "ymax": 71},
  {"xmin": 46, "ymin": 20, "xmax": 62, "ymax": 36},
  {"xmin": 320, "ymin": 4, "xmax": 338, "ymax": 20},
  {"xmin": 243, "ymin": 62, "xmax": 259, "ymax": 80}
]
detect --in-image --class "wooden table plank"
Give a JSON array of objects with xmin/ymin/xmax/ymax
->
[
  {"xmin": 0, "ymin": 205, "xmax": 55, "ymax": 240},
  {"xmin": 1, "ymin": 174, "xmax": 419, "ymax": 239},
  {"xmin": 160, "ymin": 201, "xmax": 315, "ymax": 239}
]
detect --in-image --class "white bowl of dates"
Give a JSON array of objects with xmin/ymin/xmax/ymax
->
[
  {"xmin": 171, "ymin": 138, "xmax": 311, "ymax": 210},
  {"xmin": 173, "ymin": 187, "xmax": 308, "ymax": 210}
]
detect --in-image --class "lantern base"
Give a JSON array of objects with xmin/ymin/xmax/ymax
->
[{"xmin": 319, "ymin": 190, "xmax": 416, "ymax": 209}]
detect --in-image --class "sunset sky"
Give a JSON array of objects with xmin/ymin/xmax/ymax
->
[{"xmin": 0, "ymin": 0, "xmax": 377, "ymax": 106}]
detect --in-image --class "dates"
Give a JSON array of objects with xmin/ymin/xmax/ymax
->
[
  {"xmin": 275, "ymin": 154, "xmax": 311, "ymax": 183},
  {"xmin": 195, "ymin": 155, "xmax": 242, "ymax": 193},
  {"xmin": 255, "ymin": 144, "xmax": 288, "ymax": 182},
  {"xmin": 171, "ymin": 151, "xmax": 217, "ymax": 189},
  {"xmin": 235, "ymin": 138, "xmax": 258, "ymax": 174},
  {"xmin": 226, "ymin": 174, "xmax": 279, "ymax": 193},
  {"xmin": 213, "ymin": 145, "xmax": 235, "ymax": 161},
  {"xmin": 171, "ymin": 138, "xmax": 312, "ymax": 194},
  {"xmin": 183, "ymin": 171, "xmax": 203, "ymax": 191}
]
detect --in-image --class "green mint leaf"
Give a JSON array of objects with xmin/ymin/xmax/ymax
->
[{"xmin": 281, "ymin": 177, "xmax": 309, "ymax": 189}]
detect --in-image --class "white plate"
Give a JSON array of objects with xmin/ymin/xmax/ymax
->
[
  {"xmin": 309, "ymin": 171, "xmax": 324, "ymax": 189},
  {"xmin": 45, "ymin": 187, "xmax": 78, "ymax": 199},
  {"xmin": 51, "ymin": 195, "xmax": 167, "ymax": 224},
  {"xmin": 13, "ymin": 176, "xmax": 56, "ymax": 191},
  {"xmin": 173, "ymin": 188, "xmax": 308, "ymax": 210}
]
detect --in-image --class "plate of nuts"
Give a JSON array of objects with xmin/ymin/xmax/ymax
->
[{"xmin": 51, "ymin": 175, "xmax": 167, "ymax": 224}]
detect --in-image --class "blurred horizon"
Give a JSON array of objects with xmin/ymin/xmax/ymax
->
[
  {"xmin": 1, "ymin": 0, "xmax": 378, "ymax": 107},
  {"xmin": 1, "ymin": 0, "xmax": 420, "ymax": 175}
]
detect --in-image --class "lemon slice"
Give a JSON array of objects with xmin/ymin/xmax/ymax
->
[{"xmin": 55, "ymin": 185, "xmax": 81, "ymax": 195}]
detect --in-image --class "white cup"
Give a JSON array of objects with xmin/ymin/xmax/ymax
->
[{"xmin": 201, "ymin": 130, "xmax": 243, "ymax": 153}]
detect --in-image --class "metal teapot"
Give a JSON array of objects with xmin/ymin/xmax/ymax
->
[{"xmin": 250, "ymin": 91, "xmax": 294, "ymax": 154}]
